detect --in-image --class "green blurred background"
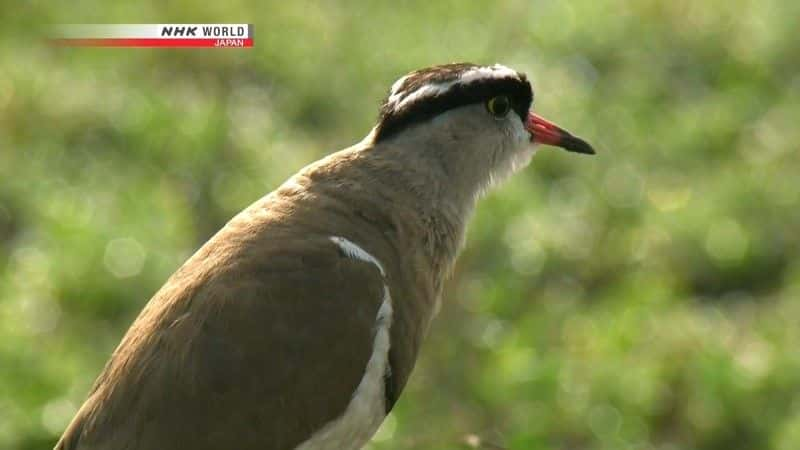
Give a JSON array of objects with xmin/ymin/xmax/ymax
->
[{"xmin": 2, "ymin": 1, "xmax": 800, "ymax": 449}]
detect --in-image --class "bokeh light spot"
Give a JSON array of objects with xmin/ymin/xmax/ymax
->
[
  {"xmin": 20, "ymin": 296, "xmax": 61, "ymax": 335},
  {"xmin": 103, "ymin": 237, "xmax": 146, "ymax": 278},
  {"xmin": 646, "ymin": 171, "xmax": 692, "ymax": 212},
  {"xmin": 41, "ymin": 397, "xmax": 76, "ymax": 436}
]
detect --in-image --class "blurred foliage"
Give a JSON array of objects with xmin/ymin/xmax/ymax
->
[{"xmin": 1, "ymin": 0, "xmax": 800, "ymax": 449}]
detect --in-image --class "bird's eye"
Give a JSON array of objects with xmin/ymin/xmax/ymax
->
[{"xmin": 486, "ymin": 95, "xmax": 511, "ymax": 118}]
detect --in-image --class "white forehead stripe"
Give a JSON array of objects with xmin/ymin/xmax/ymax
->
[
  {"xmin": 392, "ymin": 82, "xmax": 455, "ymax": 110},
  {"xmin": 459, "ymin": 64, "xmax": 519, "ymax": 84},
  {"xmin": 330, "ymin": 236, "xmax": 386, "ymax": 277},
  {"xmin": 389, "ymin": 73, "xmax": 411, "ymax": 98},
  {"xmin": 387, "ymin": 64, "xmax": 520, "ymax": 111}
]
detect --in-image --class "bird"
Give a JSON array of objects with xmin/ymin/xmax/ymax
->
[{"xmin": 55, "ymin": 62, "xmax": 594, "ymax": 450}]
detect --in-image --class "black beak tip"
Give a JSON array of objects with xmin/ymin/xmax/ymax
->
[{"xmin": 562, "ymin": 135, "xmax": 596, "ymax": 155}]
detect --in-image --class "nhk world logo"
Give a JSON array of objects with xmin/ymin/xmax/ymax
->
[{"xmin": 51, "ymin": 24, "xmax": 253, "ymax": 48}]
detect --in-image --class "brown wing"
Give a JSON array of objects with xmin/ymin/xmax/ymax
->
[{"xmin": 55, "ymin": 233, "xmax": 386, "ymax": 450}]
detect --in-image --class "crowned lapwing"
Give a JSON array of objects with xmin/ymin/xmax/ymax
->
[{"xmin": 56, "ymin": 63, "xmax": 594, "ymax": 450}]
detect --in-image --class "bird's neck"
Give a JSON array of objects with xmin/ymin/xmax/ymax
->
[
  {"xmin": 358, "ymin": 134, "xmax": 482, "ymax": 279},
  {"xmin": 286, "ymin": 131, "xmax": 490, "ymax": 296}
]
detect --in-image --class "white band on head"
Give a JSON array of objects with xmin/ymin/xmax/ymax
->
[{"xmin": 386, "ymin": 63, "xmax": 521, "ymax": 112}]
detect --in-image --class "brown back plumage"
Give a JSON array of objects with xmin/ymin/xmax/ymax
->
[{"xmin": 56, "ymin": 141, "xmax": 454, "ymax": 449}]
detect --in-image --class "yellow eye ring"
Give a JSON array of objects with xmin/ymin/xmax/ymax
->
[{"xmin": 486, "ymin": 95, "xmax": 511, "ymax": 118}]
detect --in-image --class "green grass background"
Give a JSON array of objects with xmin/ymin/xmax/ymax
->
[{"xmin": 2, "ymin": 1, "xmax": 800, "ymax": 449}]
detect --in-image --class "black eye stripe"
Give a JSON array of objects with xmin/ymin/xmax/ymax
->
[{"xmin": 375, "ymin": 74, "xmax": 533, "ymax": 141}]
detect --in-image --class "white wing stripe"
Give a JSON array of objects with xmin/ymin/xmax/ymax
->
[
  {"xmin": 293, "ymin": 238, "xmax": 393, "ymax": 449},
  {"xmin": 329, "ymin": 236, "xmax": 386, "ymax": 277}
]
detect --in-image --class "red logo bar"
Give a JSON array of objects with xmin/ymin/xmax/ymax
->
[{"xmin": 50, "ymin": 38, "xmax": 254, "ymax": 48}]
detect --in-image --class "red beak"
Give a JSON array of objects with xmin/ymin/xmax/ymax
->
[{"xmin": 525, "ymin": 112, "xmax": 595, "ymax": 155}]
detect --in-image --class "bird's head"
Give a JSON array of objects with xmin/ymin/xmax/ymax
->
[{"xmin": 369, "ymin": 63, "xmax": 594, "ymax": 199}]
